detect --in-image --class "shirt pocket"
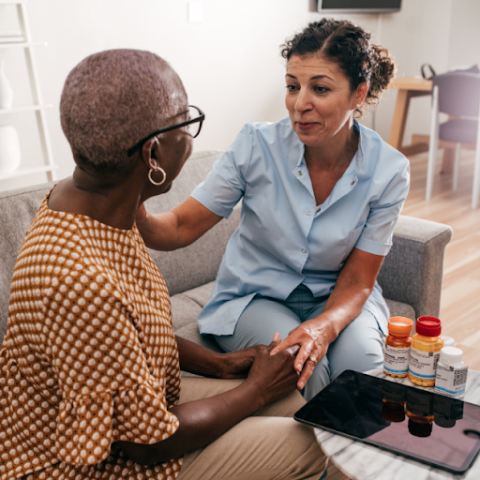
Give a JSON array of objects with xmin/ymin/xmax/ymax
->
[{"xmin": 343, "ymin": 221, "xmax": 366, "ymax": 260}]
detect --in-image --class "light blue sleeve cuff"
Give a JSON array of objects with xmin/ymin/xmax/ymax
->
[
  {"xmin": 191, "ymin": 185, "xmax": 234, "ymax": 219},
  {"xmin": 355, "ymin": 235, "xmax": 392, "ymax": 256}
]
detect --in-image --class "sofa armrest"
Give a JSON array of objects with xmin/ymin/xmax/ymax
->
[{"xmin": 377, "ymin": 215, "xmax": 453, "ymax": 320}]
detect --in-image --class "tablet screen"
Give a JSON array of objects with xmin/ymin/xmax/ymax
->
[{"xmin": 294, "ymin": 370, "xmax": 480, "ymax": 473}]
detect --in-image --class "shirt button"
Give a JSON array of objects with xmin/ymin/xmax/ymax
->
[
  {"xmin": 351, "ymin": 181, "xmax": 355, "ymax": 185},
  {"xmin": 301, "ymin": 248, "xmax": 307, "ymax": 253},
  {"xmin": 298, "ymin": 171, "xmax": 303, "ymax": 176},
  {"xmin": 306, "ymin": 211, "xmax": 311, "ymax": 216},
  {"xmin": 316, "ymin": 207, "xmax": 321, "ymax": 212}
]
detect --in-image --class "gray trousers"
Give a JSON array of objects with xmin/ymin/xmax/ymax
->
[{"xmin": 214, "ymin": 284, "xmax": 385, "ymax": 401}]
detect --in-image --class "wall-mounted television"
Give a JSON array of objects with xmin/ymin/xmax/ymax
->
[{"xmin": 318, "ymin": 0, "xmax": 402, "ymax": 14}]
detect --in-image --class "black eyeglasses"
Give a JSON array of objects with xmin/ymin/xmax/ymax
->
[{"xmin": 127, "ymin": 105, "xmax": 205, "ymax": 157}]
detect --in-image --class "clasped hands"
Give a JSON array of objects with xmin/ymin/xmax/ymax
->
[{"xmin": 220, "ymin": 315, "xmax": 336, "ymax": 393}]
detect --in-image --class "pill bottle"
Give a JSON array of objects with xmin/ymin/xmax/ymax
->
[
  {"xmin": 406, "ymin": 388, "xmax": 434, "ymax": 438},
  {"xmin": 381, "ymin": 381, "xmax": 406, "ymax": 423},
  {"xmin": 434, "ymin": 394, "xmax": 464, "ymax": 429},
  {"xmin": 408, "ymin": 316, "xmax": 444, "ymax": 387},
  {"xmin": 383, "ymin": 317, "xmax": 413, "ymax": 378},
  {"xmin": 440, "ymin": 335, "xmax": 455, "ymax": 348},
  {"xmin": 435, "ymin": 347, "xmax": 468, "ymax": 397}
]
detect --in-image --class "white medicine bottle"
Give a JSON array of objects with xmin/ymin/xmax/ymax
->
[{"xmin": 434, "ymin": 347, "xmax": 468, "ymax": 397}]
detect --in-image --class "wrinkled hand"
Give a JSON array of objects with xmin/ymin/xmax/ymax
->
[
  {"xmin": 219, "ymin": 345, "xmax": 262, "ymax": 379},
  {"xmin": 247, "ymin": 333, "xmax": 299, "ymax": 405},
  {"xmin": 270, "ymin": 317, "xmax": 337, "ymax": 390}
]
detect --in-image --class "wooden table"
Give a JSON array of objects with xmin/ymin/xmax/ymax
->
[
  {"xmin": 388, "ymin": 77, "xmax": 432, "ymax": 157},
  {"xmin": 388, "ymin": 77, "xmax": 460, "ymax": 172},
  {"xmin": 315, "ymin": 369, "xmax": 480, "ymax": 480}
]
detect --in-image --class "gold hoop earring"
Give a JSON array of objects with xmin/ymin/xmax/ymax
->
[{"xmin": 148, "ymin": 167, "xmax": 166, "ymax": 186}]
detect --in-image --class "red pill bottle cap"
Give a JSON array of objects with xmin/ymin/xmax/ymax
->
[{"xmin": 416, "ymin": 316, "xmax": 442, "ymax": 337}]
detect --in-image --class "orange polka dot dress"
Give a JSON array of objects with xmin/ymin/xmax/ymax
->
[{"xmin": 0, "ymin": 196, "xmax": 183, "ymax": 480}]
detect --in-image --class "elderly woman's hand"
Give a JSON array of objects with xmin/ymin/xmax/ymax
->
[
  {"xmin": 270, "ymin": 317, "xmax": 338, "ymax": 390},
  {"xmin": 219, "ymin": 345, "xmax": 263, "ymax": 379}
]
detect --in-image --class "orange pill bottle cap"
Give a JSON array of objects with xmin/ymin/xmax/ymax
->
[{"xmin": 387, "ymin": 317, "xmax": 414, "ymax": 336}]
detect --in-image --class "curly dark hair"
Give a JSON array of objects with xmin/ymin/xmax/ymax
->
[{"xmin": 281, "ymin": 19, "xmax": 396, "ymax": 116}]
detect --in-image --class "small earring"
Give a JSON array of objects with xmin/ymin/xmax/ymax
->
[
  {"xmin": 356, "ymin": 104, "xmax": 362, "ymax": 108},
  {"xmin": 148, "ymin": 167, "xmax": 166, "ymax": 186}
]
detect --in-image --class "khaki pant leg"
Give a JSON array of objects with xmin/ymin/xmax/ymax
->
[
  {"xmin": 177, "ymin": 416, "xmax": 326, "ymax": 480},
  {"xmin": 177, "ymin": 377, "xmax": 325, "ymax": 480},
  {"xmin": 179, "ymin": 377, "xmax": 306, "ymax": 417}
]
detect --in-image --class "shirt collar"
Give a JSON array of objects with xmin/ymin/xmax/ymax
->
[{"xmin": 294, "ymin": 119, "xmax": 365, "ymax": 173}]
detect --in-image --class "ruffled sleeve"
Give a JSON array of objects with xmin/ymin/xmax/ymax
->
[
  {"xmin": 43, "ymin": 264, "xmax": 180, "ymax": 466},
  {"xmin": 55, "ymin": 382, "xmax": 179, "ymax": 465}
]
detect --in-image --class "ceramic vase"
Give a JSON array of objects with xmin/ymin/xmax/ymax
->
[
  {"xmin": 0, "ymin": 125, "xmax": 21, "ymax": 173},
  {"xmin": 0, "ymin": 61, "xmax": 14, "ymax": 109}
]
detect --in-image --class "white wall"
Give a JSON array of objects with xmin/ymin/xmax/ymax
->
[
  {"xmin": 0, "ymin": 0, "xmax": 472, "ymax": 191},
  {"xmin": 447, "ymin": 0, "xmax": 480, "ymax": 70}
]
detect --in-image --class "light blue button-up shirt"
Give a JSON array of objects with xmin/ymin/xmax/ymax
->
[{"xmin": 191, "ymin": 117, "xmax": 410, "ymax": 335}]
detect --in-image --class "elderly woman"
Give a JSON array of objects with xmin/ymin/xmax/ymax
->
[
  {"xmin": 137, "ymin": 19, "xmax": 410, "ymax": 401},
  {"xmin": 0, "ymin": 50, "xmax": 326, "ymax": 480}
]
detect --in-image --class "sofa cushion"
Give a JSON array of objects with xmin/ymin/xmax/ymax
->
[
  {"xmin": 175, "ymin": 322, "xmax": 222, "ymax": 354},
  {"xmin": 170, "ymin": 282, "xmax": 222, "ymax": 377},
  {"xmin": 180, "ymin": 281, "xmax": 215, "ymax": 307},
  {"xmin": 171, "ymin": 294, "xmax": 204, "ymax": 330},
  {"xmin": 0, "ymin": 183, "xmax": 54, "ymax": 342},
  {"xmin": 385, "ymin": 299, "xmax": 416, "ymax": 322}
]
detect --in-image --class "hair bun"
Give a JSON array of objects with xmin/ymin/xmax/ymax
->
[{"xmin": 281, "ymin": 19, "xmax": 396, "ymax": 116}]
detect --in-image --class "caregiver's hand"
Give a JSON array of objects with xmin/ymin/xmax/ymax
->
[
  {"xmin": 270, "ymin": 316, "xmax": 338, "ymax": 390},
  {"xmin": 270, "ymin": 249, "xmax": 385, "ymax": 389}
]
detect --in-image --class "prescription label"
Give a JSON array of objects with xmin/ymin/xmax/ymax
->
[
  {"xmin": 408, "ymin": 347, "xmax": 440, "ymax": 380},
  {"xmin": 435, "ymin": 363, "xmax": 468, "ymax": 396},
  {"xmin": 384, "ymin": 345, "xmax": 410, "ymax": 375}
]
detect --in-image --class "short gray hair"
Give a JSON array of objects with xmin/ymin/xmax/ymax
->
[{"xmin": 60, "ymin": 49, "xmax": 186, "ymax": 175}]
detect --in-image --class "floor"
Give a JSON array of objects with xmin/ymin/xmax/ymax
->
[{"xmin": 401, "ymin": 148, "xmax": 480, "ymax": 371}]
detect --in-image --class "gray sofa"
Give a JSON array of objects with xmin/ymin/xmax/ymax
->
[{"xmin": 0, "ymin": 150, "xmax": 454, "ymax": 354}]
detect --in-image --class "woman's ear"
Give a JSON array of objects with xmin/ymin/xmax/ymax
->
[
  {"xmin": 355, "ymin": 82, "xmax": 368, "ymax": 107},
  {"xmin": 141, "ymin": 137, "xmax": 160, "ymax": 170}
]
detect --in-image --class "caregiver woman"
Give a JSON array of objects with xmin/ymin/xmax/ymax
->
[{"xmin": 137, "ymin": 19, "xmax": 410, "ymax": 400}]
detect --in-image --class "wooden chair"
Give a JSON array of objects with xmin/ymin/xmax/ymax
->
[{"xmin": 426, "ymin": 71, "xmax": 480, "ymax": 208}]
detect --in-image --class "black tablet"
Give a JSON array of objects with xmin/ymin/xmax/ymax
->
[{"xmin": 294, "ymin": 370, "xmax": 480, "ymax": 474}]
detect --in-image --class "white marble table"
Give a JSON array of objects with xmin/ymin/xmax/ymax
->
[{"xmin": 315, "ymin": 369, "xmax": 480, "ymax": 480}]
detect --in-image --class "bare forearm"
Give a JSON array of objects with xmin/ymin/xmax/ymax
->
[
  {"xmin": 139, "ymin": 211, "xmax": 184, "ymax": 250},
  {"xmin": 136, "ymin": 197, "xmax": 222, "ymax": 251},
  {"xmin": 176, "ymin": 335, "xmax": 223, "ymax": 378},
  {"xmin": 116, "ymin": 342, "xmax": 298, "ymax": 465},
  {"xmin": 317, "ymin": 248, "xmax": 383, "ymax": 339},
  {"xmin": 320, "ymin": 280, "xmax": 373, "ymax": 339},
  {"xmin": 167, "ymin": 381, "xmax": 263, "ymax": 453}
]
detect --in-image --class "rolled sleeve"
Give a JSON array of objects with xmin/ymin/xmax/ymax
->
[
  {"xmin": 356, "ymin": 159, "xmax": 410, "ymax": 256},
  {"xmin": 191, "ymin": 124, "xmax": 254, "ymax": 218}
]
